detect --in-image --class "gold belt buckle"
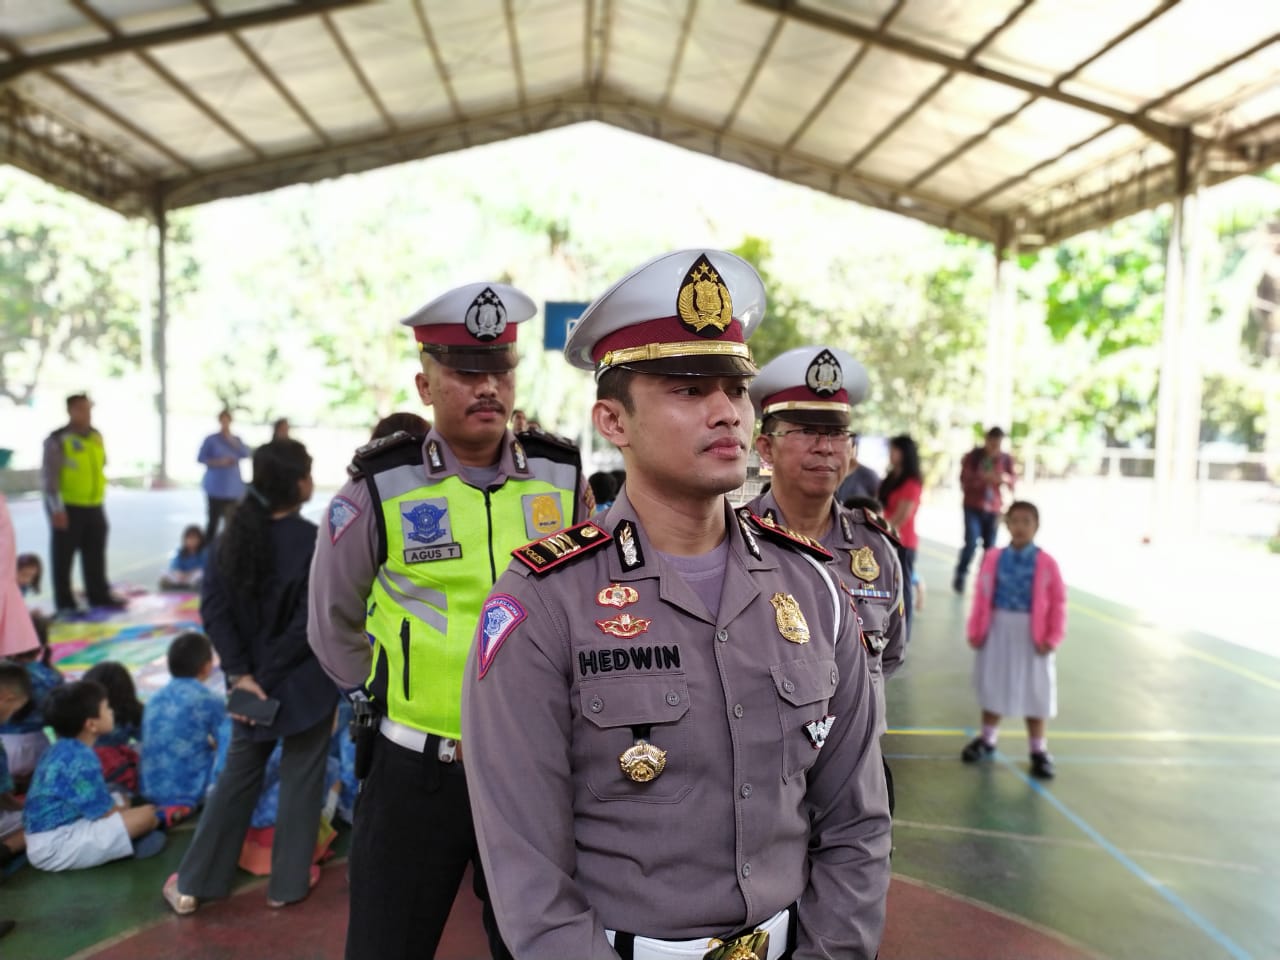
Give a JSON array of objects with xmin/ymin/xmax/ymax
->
[{"xmin": 703, "ymin": 929, "xmax": 769, "ymax": 960}]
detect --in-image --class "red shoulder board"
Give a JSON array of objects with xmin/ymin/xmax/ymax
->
[
  {"xmin": 857, "ymin": 508, "xmax": 902, "ymax": 549},
  {"xmin": 512, "ymin": 520, "xmax": 611, "ymax": 575},
  {"xmin": 745, "ymin": 512, "xmax": 833, "ymax": 561}
]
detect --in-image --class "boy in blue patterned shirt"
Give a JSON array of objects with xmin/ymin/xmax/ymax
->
[
  {"xmin": 141, "ymin": 632, "xmax": 225, "ymax": 824},
  {"xmin": 0, "ymin": 661, "xmax": 33, "ymax": 871},
  {"xmin": 23, "ymin": 681, "xmax": 162, "ymax": 871},
  {"xmin": 0, "ymin": 616, "xmax": 64, "ymax": 790}
]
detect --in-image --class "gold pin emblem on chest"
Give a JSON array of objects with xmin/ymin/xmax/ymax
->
[
  {"xmin": 770, "ymin": 593, "xmax": 810, "ymax": 644},
  {"xmin": 596, "ymin": 583, "xmax": 639, "ymax": 608},
  {"xmin": 850, "ymin": 546, "xmax": 880, "ymax": 582},
  {"xmin": 619, "ymin": 741, "xmax": 667, "ymax": 782}
]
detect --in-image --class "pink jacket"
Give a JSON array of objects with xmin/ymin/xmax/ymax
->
[
  {"xmin": 0, "ymin": 493, "xmax": 40, "ymax": 658},
  {"xmin": 966, "ymin": 546, "xmax": 1066, "ymax": 651}
]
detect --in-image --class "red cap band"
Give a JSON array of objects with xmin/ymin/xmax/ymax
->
[{"xmin": 413, "ymin": 323, "xmax": 518, "ymax": 347}]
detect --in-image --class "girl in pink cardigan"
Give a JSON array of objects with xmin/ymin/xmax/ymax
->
[{"xmin": 961, "ymin": 501, "xmax": 1066, "ymax": 779}]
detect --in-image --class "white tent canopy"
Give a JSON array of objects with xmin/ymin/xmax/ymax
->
[{"xmin": 2, "ymin": 0, "xmax": 1278, "ymax": 248}]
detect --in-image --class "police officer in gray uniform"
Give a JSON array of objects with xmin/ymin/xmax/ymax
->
[
  {"xmin": 462, "ymin": 250, "xmax": 891, "ymax": 960},
  {"xmin": 308, "ymin": 282, "xmax": 587, "ymax": 960},
  {"xmin": 746, "ymin": 347, "xmax": 905, "ymax": 808}
]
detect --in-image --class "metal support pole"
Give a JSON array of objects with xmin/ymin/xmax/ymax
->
[
  {"xmin": 986, "ymin": 219, "xmax": 1017, "ymax": 433},
  {"xmin": 1152, "ymin": 128, "xmax": 1194, "ymax": 540},
  {"xmin": 153, "ymin": 194, "xmax": 169, "ymax": 486}
]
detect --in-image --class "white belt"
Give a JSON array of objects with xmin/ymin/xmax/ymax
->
[
  {"xmin": 606, "ymin": 906, "xmax": 791, "ymax": 960},
  {"xmin": 378, "ymin": 717, "xmax": 463, "ymax": 764}
]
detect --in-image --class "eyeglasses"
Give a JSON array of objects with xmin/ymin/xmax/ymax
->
[{"xmin": 766, "ymin": 428, "xmax": 856, "ymax": 445}]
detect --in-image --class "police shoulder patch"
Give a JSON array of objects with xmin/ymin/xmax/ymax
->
[
  {"xmin": 512, "ymin": 520, "xmax": 611, "ymax": 575},
  {"xmin": 347, "ymin": 430, "xmax": 421, "ymax": 479},
  {"xmin": 853, "ymin": 507, "xmax": 902, "ymax": 548},
  {"xmin": 742, "ymin": 510, "xmax": 833, "ymax": 561},
  {"xmin": 477, "ymin": 593, "xmax": 527, "ymax": 678}
]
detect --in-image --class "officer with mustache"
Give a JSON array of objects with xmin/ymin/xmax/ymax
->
[{"xmin": 308, "ymin": 282, "xmax": 589, "ymax": 960}]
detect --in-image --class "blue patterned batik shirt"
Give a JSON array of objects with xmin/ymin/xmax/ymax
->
[
  {"xmin": 23, "ymin": 738, "xmax": 115, "ymax": 834},
  {"xmin": 0, "ymin": 738, "xmax": 12, "ymax": 795},
  {"xmin": 0, "ymin": 661, "xmax": 64, "ymax": 735},
  {"xmin": 140, "ymin": 677, "xmax": 225, "ymax": 806},
  {"xmin": 994, "ymin": 543, "xmax": 1039, "ymax": 612}
]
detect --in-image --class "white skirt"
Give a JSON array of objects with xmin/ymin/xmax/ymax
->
[{"xmin": 973, "ymin": 609, "xmax": 1057, "ymax": 718}]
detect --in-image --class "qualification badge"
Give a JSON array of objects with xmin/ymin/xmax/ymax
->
[
  {"xmin": 770, "ymin": 593, "xmax": 810, "ymax": 644},
  {"xmin": 619, "ymin": 741, "xmax": 667, "ymax": 782},
  {"xmin": 850, "ymin": 546, "xmax": 880, "ymax": 582},
  {"xmin": 596, "ymin": 583, "xmax": 639, "ymax": 608}
]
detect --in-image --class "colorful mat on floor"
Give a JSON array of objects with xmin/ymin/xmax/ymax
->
[{"xmin": 46, "ymin": 590, "xmax": 204, "ymax": 698}]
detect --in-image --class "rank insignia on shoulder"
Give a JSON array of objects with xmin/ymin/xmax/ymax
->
[
  {"xmin": 513, "ymin": 520, "xmax": 610, "ymax": 574},
  {"xmin": 743, "ymin": 511, "xmax": 833, "ymax": 561},
  {"xmin": 348, "ymin": 430, "xmax": 420, "ymax": 479},
  {"xmin": 857, "ymin": 507, "xmax": 901, "ymax": 547},
  {"xmin": 804, "ymin": 714, "xmax": 836, "ymax": 750},
  {"xmin": 850, "ymin": 546, "xmax": 881, "ymax": 582}
]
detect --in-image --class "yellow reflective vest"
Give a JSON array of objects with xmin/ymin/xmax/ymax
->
[
  {"xmin": 358, "ymin": 433, "xmax": 580, "ymax": 738},
  {"xmin": 57, "ymin": 429, "xmax": 107, "ymax": 507}
]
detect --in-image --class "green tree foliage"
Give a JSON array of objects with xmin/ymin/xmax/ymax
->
[{"xmin": 0, "ymin": 175, "xmax": 144, "ymax": 405}]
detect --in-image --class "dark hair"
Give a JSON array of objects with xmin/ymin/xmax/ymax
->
[
  {"xmin": 596, "ymin": 367, "xmax": 638, "ymax": 414},
  {"xmin": 168, "ymin": 631, "xmax": 214, "ymax": 678},
  {"xmin": 44, "ymin": 680, "xmax": 108, "ymax": 739},
  {"xmin": 587, "ymin": 471, "xmax": 618, "ymax": 506},
  {"xmin": 180, "ymin": 524, "xmax": 206, "ymax": 555},
  {"xmin": 219, "ymin": 409, "xmax": 232, "ymax": 420},
  {"xmin": 272, "ymin": 417, "xmax": 290, "ymax": 438},
  {"xmin": 17, "ymin": 553, "xmax": 42, "ymax": 592},
  {"xmin": 843, "ymin": 494, "xmax": 884, "ymax": 514},
  {"xmin": 0, "ymin": 660, "xmax": 33, "ymax": 701},
  {"xmin": 1006, "ymin": 500, "xmax": 1039, "ymax": 524},
  {"xmin": 82, "ymin": 661, "xmax": 143, "ymax": 731},
  {"xmin": 371, "ymin": 412, "xmax": 429, "ymax": 440},
  {"xmin": 218, "ymin": 439, "xmax": 312, "ymax": 598},
  {"xmin": 66, "ymin": 393, "xmax": 89, "ymax": 409},
  {"xmin": 879, "ymin": 435, "xmax": 923, "ymax": 502},
  {"xmin": 609, "ymin": 468, "xmax": 626, "ymax": 488},
  {"xmin": 986, "ymin": 426, "xmax": 1005, "ymax": 440}
]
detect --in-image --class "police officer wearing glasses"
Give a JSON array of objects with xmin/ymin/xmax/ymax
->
[
  {"xmin": 462, "ymin": 251, "xmax": 891, "ymax": 960},
  {"xmin": 746, "ymin": 347, "xmax": 906, "ymax": 809},
  {"xmin": 308, "ymin": 282, "xmax": 588, "ymax": 960}
]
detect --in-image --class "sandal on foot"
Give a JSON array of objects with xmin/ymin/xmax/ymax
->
[
  {"xmin": 266, "ymin": 864, "xmax": 321, "ymax": 908},
  {"xmin": 163, "ymin": 873, "xmax": 198, "ymax": 915}
]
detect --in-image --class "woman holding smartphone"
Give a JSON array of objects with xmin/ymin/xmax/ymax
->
[{"xmin": 163, "ymin": 438, "xmax": 337, "ymax": 914}]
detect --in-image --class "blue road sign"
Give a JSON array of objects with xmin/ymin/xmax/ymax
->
[{"xmin": 544, "ymin": 301, "xmax": 591, "ymax": 351}]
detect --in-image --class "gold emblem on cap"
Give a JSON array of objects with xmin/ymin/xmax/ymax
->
[
  {"xmin": 851, "ymin": 546, "xmax": 880, "ymax": 582},
  {"xmin": 619, "ymin": 741, "xmax": 667, "ymax": 782},
  {"xmin": 597, "ymin": 583, "xmax": 639, "ymax": 608},
  {"xmin": 770, "ymin": 592, "xmax": 810, "ymax": 644},
  {"xmin": 677, "ymin": 253, "xmax": 733, "ymax": 336}
]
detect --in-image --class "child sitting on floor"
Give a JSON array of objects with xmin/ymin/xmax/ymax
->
[
  {"xmin": 140, "ymin": 632, "xmax": 225, "ymax": 825},
  {"xmin": 159, "ymin": 526, "xmax": 207, "ymax": 592},
  {"xmin": 16, "ymin": 554, "xmax": 42, "ymax": 599},
  {"xmin": 23, "ymin": 681, "xmax": 163, "ymax": 871},
  {"xmin": 0, "ymin": 661, "xmax": 32, "ymax": 872},
  {"xmin": 0, "ymin": 615, "xmax": 64, "ymax": 791},
  {"xmin": 82, "ymin": 661, "xmax": 144, "ymax": 798}
]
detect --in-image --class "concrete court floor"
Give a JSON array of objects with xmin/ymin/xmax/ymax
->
[{"xmin": 3, "ymin": 489, "xmax": 1278, "ymax": 960}]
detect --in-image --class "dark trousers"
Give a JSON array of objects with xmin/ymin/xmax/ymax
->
[
  {"xmin": 345, "ymin": 735, "xmax": 511, "ymax": 960},
  {"xmin": 205, "ymin": 496, "xmax": 237, "ymax": 544},
  {"xmin": 897, "ymin": 545, "xmax": 916, "ymax": 639},
  {"xmin": 177, "ymin": 712, "xmax": 331, "ymax": 905},
  {"xmin": 955, "ymin": 507, "xmax": 998, "ymax": 583},
  {"xmin": 51, "ymin": 504, "xmax": 111, "ymax": 610}
]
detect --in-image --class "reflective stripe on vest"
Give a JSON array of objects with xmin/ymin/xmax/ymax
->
[
  {"xmin": 60, "ymin": 431, "xmax": 106, "ymax": 507},
  {"xmin": 365, "ymin": 465, "xmax": 573, "ymax": 738}
]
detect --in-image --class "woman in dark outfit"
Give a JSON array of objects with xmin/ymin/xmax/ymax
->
[{"xmin": 163, "ymin": 439, "xmax": 337, "ymax": 913}]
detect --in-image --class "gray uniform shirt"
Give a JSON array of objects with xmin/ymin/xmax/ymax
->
[
  {"xmin": 748, "ymin": 492, "xmax": 906, "ymax": 737},
  {"xmin": 462, "ymin": 490, "xmax": 892, "ymax": 960},
  {"xmin": 307, "ymin": 429, "xmax": 587, "ymax": 691}
]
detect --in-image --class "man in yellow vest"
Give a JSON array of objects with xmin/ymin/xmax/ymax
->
[
  {"xmin": 41, "ymin": 393, "xmax": 122, "ymax": 615},
  {"xmin": 308, "ymin": 282, "xmax": 588, "ymax": 960}
]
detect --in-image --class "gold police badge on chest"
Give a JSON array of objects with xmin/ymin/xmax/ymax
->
[
  {"xmin": 850, "ymin": 546, "xmax": 880, "ymax": 582},
  {"xmin": 769, "ymin": 593, "xmax": 809, "ymax": 644},
  {"xmin": 619, "ymin": 741, "xmax": 667, "ymax": 782}
]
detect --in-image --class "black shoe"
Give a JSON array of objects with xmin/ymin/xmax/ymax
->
[
  {"xmin": 93, "ymin": 595, "xmax": 129, "ymax": 611},
  {"xmin": 961, "ymin": 737, "xmax": 995, "ymax": 763},
  {"xmin": 1030, "ymin": 751, "xmax": 1056, "ymax": 779},
  {"xmin": 952, "ymin": 574, "xmax": 965, "ymax": 593}
]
